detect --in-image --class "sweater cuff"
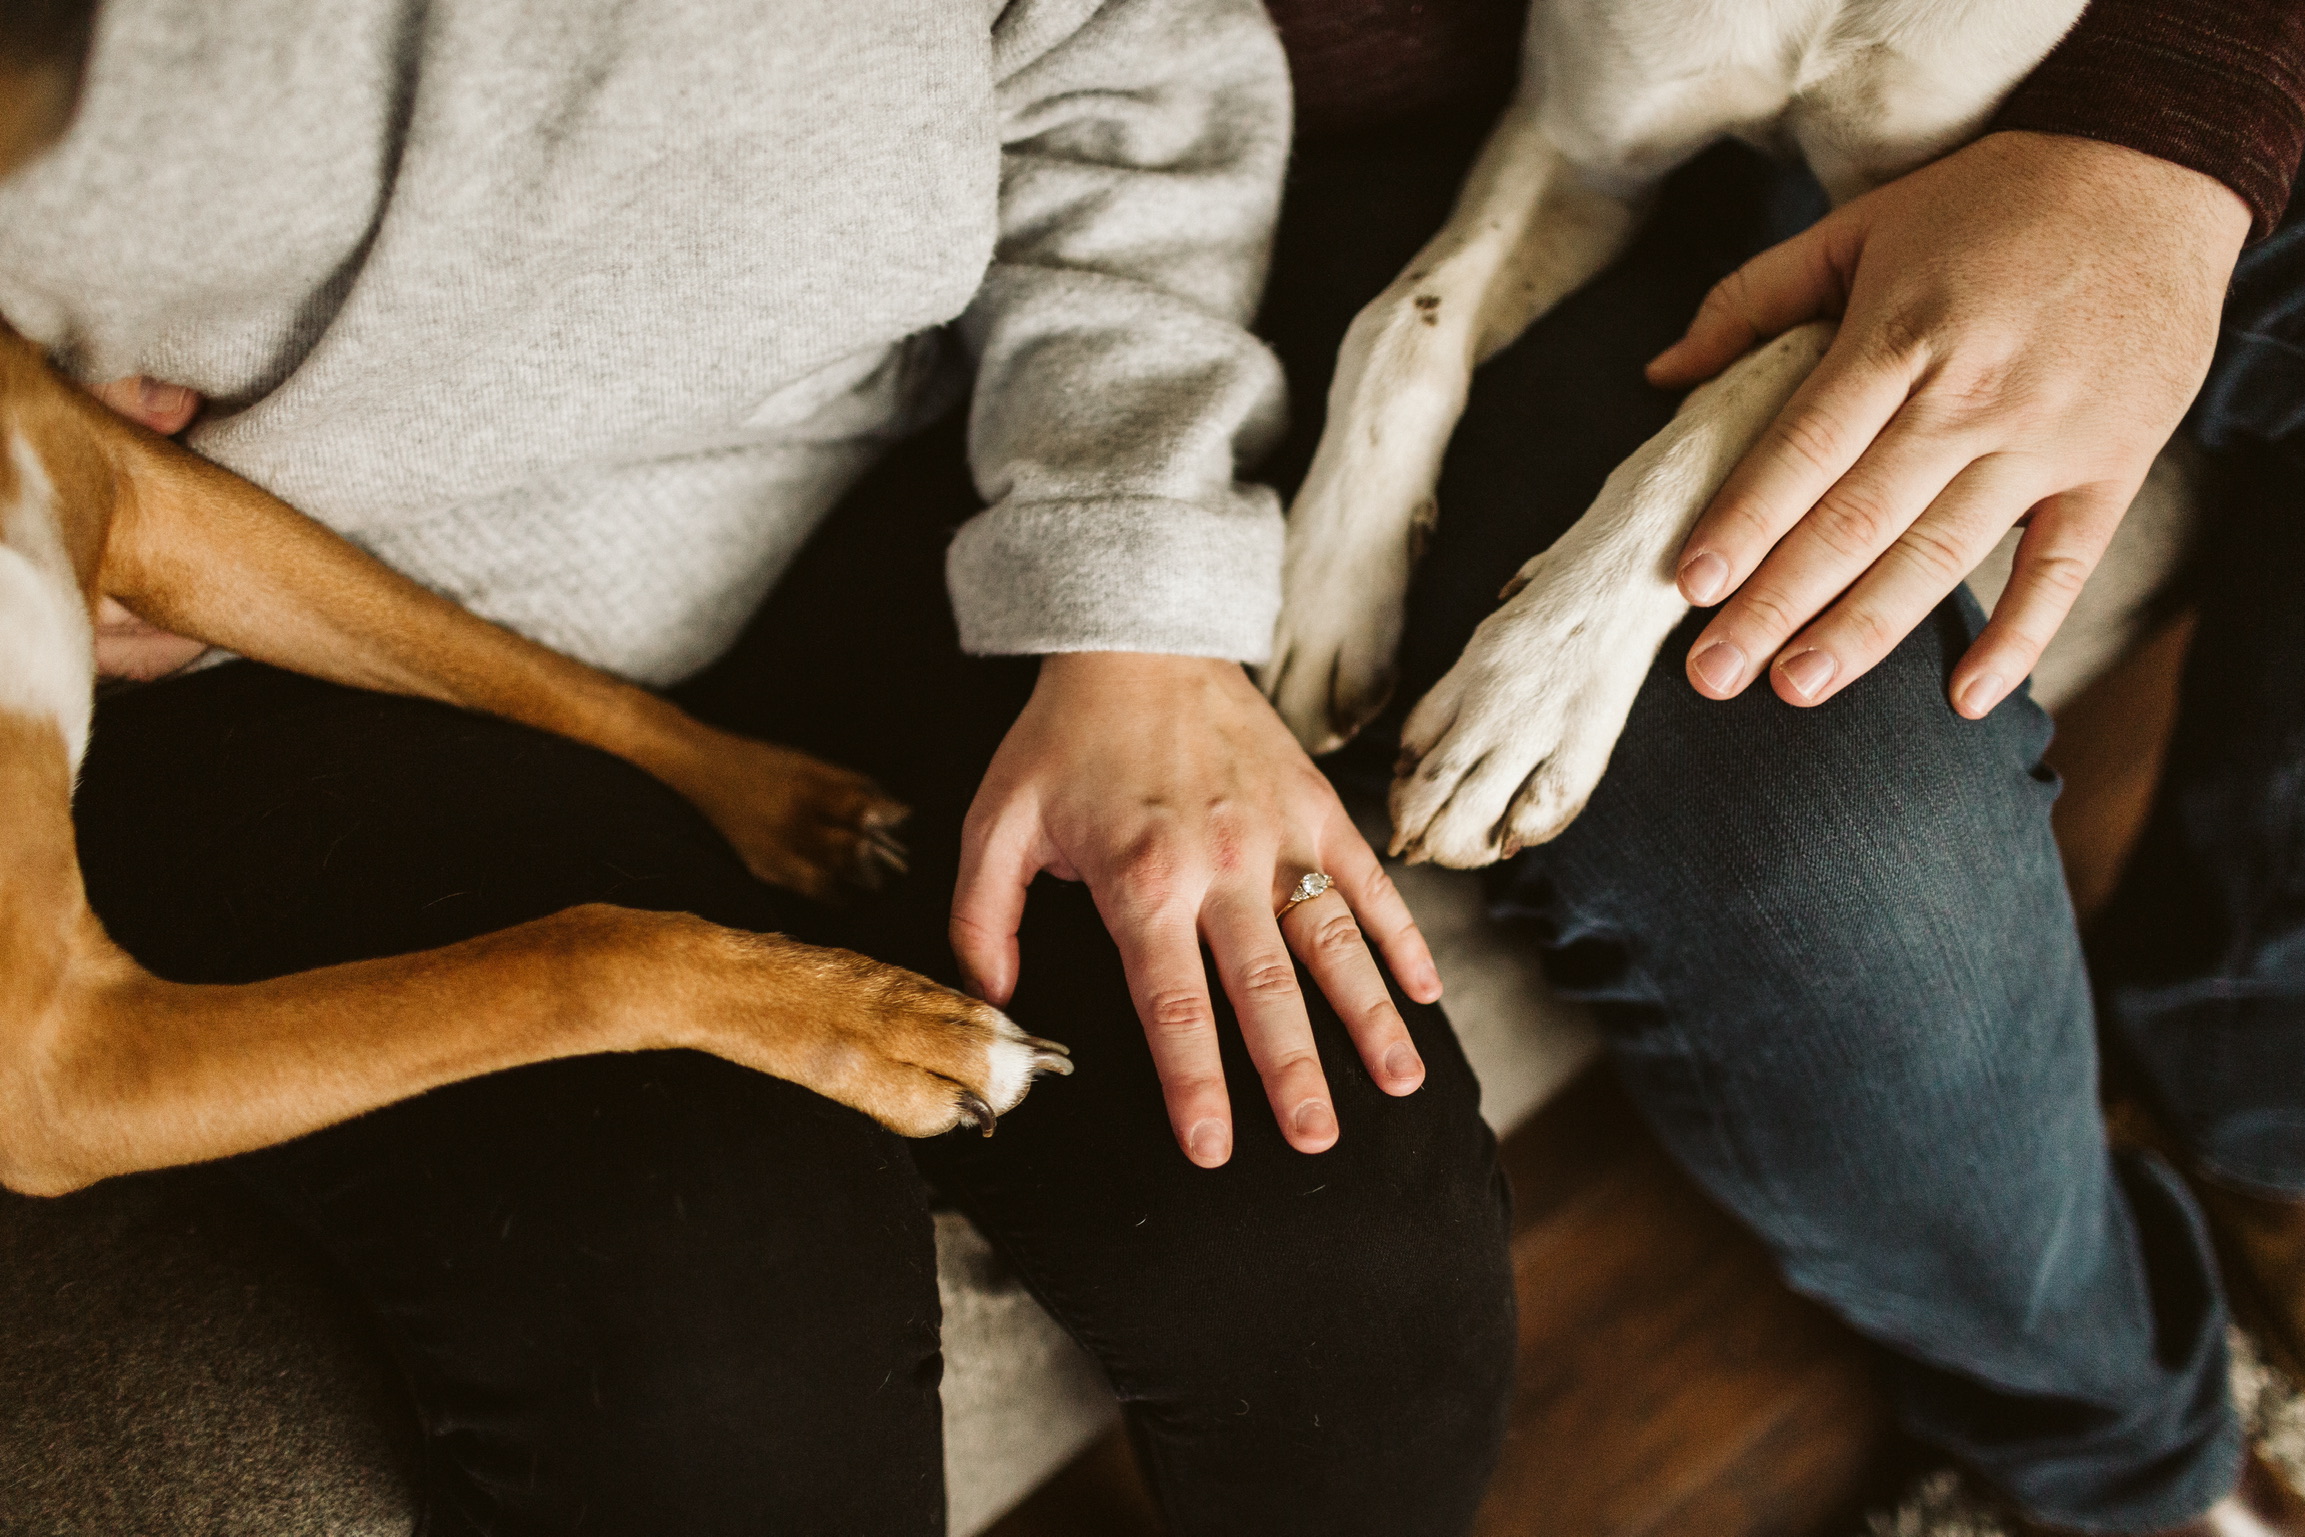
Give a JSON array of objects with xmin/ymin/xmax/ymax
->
[
  {"xmin": 946, "ymin": 492, "xmax": 1284, "ymax": 661},
  {"xmin": 1992, "ymin": 0, "xmax": 2305, "ymax": 240}
]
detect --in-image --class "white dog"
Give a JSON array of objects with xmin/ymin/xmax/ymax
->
[{"xmin": 1264, "ymin": 0, "xmax": 2191, "ymax": 868}]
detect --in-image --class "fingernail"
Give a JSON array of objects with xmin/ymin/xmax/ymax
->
[
  {"xmin": 1383, "ymin": 1042, "xmax": 1425, "ymax": 1087},
  {"xmin": 1691, "ymin": 641, "xmax": 1745, "ymax": 694},
  {"xmin": 1292, "ymin": 1100, "xmax": 1336, "ymax": 1143},
  {"xmin": 1960, "ymin": 673, "xmax": 2006, "ymax": 717},
  {"xmin": 1679, "ymin": 551, "xmax": 1729, "ymax": 605},
  {"xmin": 1188, "ymin": 1119, "xmax": 1230, "ymax": 1166},
  {"xmin": 1777, "ymin": 649, "xmax": 1838, "ymax": 701}
]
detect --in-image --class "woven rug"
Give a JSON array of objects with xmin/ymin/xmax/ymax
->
[{"xmin": 1863, "ymin": 1332, "xmax": 2305, "ymax": 1536}]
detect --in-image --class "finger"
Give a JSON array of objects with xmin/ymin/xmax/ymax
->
[
  {"xmin": 1096, "ymin": 888, "xmax": 1234, "ymax": 1167},
  {"xmin": 90, "ymin": 376, "xmax": 199, "ymax": 436},
  {"xmin": 950, "ymin": 801, "xmax": 1041, "ymax": 1007},
  {"xmin": 1758, "ymin": 455, "xmax": 2044, "ymax": 707},
  {"xmin": 1203, "ymin": 886, "xmax": 1336, "ymax": 1155},
  {"xmin": 1684, "ymin": 406, "xmax": 1975, "ymax": 701},
  {"xmin": 1949, "ymin": 488, "xmax": 2125, "ymax": 718},
  {"xmin": 1280, "ymin": 885, "xmax": 1424, "ymax": 1097},
  {"xmin": 1323, "ymin": 825, "xmax": 1440, "ymax": 1004},
  {"xmin": 1673, "ymin": 336, "xmax": 1921, "ymax": 614},
  {"xmin": 1647, "ymin": 218, "xmax": 1856, "ymax": 388}
]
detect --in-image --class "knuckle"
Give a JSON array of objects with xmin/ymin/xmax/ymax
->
[
  {"xmin": 1204, "ymin": 822, "xmax": 1255, "ymax": 879},
  {"xmin": 2025, "ymin": 548, "xmax": 2094, "ymax": 602},
  {"xmin": 1265, "ymin": 1046, "xmax": 1324, "ymax": 1082},
  {"xmin": 1768, "ymin": 411, "xmax": 1849, "ymax": 481},
  {"xmin": 1862, "ymin": 308, "xmax": 1935, "ymax": 371},
  {"xmin": 1703, "ymin": 269, "xmax": 1753, "ymax": 326},
  {"xmin": 1174, "ymin": 1081, "xmax": 1228, "ymax": 1112},
  {"xmin": 1108, "ymin": 835, "xmax": 1189, "ymax": 907},
  {"xmin": 1807, "ymin": 486, "xmax": 1896, "ymax": 559},
  {"xmin": 1834, "ymin": 600, "xmax": 1903, "ymax": 657},
  {"xmin": 1304, "ymin": 907, "xmax": 1367, "ymax": 959},
  {"xmin": 1235, "ymin": 955, "xmax": 1302, "ymax": 1002},
  {"xmin": 1928, "ymin": 355, "xmax": 2023, "ymax": 419},
  {"xmin": 1894, "ymin": 520, "xmax": 1974, "ymax": 585},
  {"xmin": 1733, "ymin": 585, "xmax": 1804, "ymax": 637},
  {"xmin": 1143, "ymin": 988, "xmax": 1214, "ymax": 1041}
]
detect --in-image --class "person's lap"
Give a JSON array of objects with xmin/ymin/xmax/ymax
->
[
  {"xmin": 1266, "ymin": 121, "xmax": 2240, "ymax": 1526},
  {"xmin": 72, "ymin": 412, "xmax": 1512, "ymax": 1536}
]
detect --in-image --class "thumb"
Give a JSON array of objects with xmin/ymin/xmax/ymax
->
[
  {"xmin": 949, "ymin": 800, "xmax": 1044, "ymax": 1008},
  {"xmin": 1647, "ymin": 213, "xmax": 1860, "ymax": 388},
  {"xmin": 91, "ymin": 376, "xmax": 200, "ymax": 437}
]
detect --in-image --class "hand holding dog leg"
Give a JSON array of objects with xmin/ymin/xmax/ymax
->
[
  {"xmin": 1651, "ymin": 131, "xmax": 2248, "ymax": 715},
  {"xmin": 953, "ymin": 654, "xmax": 1440, "ymax": 1168}
]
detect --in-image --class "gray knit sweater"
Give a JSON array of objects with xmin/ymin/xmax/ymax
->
[{"xmin": 0, "ymin": 0, "xmax": 1292, "ymax": 682}]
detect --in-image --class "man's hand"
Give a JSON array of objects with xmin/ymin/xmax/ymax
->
[
  {"xmin": 1650, "ymin": 131, "xmax": 2249, "ymax": 717},
  {"xmin": 88, "ymin": 375, "xmax": 208, "ymax": 681},
  {"xmin": 953, "ymin": 653, "xmax": 1442, "ymax": 1168}
]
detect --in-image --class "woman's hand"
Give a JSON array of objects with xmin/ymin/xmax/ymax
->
[
  {"xmin": 952, "ymin": 653, "xmax": 1442, "ymax": 1168},
  {"xmin": 1650, "ymin": 130, "xmax": 2250, "ymax": 718},
  {"xmin": 89, "ymin": 375, "xmax": 208, "ymax": 681}
]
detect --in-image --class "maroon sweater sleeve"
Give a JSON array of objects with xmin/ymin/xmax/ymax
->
[{"xmin": 1992, "ymin": 0, "xmax": 2305, "ymax": 239}]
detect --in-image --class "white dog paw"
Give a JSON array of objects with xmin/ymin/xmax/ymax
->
[
  {"xmin": 1265, "ymin": 288, "xmax": 1477, "ymax": 755},
  {"xmin": 1264, "ymin": 496, "xmax": 1436, "ymax": 755},
  {"xmin": 1388, "ymin": 551, "xmax": 1677, "ymax": 868}
]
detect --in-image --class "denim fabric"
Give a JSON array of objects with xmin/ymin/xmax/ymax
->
[
  {"xmin": 2099, "ymin": 208, "xmax": 2305, "ymax": 1199},
  {"xmin": 1269, "ymin": 134, "xmax": 2244, "ymax": 1531}
]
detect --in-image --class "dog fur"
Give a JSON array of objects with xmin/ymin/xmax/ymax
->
[
  {"xmin": 0, "ymin": 320, "xmax": 1068, "ymax": 1198},
  {"xmin": 1263, "ymin": 0, "xmax": 2190, "ymax": 868}
]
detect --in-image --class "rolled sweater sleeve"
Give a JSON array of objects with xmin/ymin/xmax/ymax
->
[
  {"xmin": 1992, "ymin": 0, "xmax": 2305, "ymax": 240},
  {"xmin": 946, "ymin": 0, "xmax": 1293, "ymax": 660}
]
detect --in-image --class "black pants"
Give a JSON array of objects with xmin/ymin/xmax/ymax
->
[{"xmin": 74, "ymin": 405, "xmax": 1514, "ymax": 1535}]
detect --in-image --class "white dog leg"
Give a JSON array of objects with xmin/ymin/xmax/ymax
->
[
  {"xmin": 0, "ymin": 430, "xmax": 94, "ymax": 771},
  {"xmin": 1262, "ymin": 100, "xmax": 1641, "ymax": 754},
  {"xmin": 1390, "ymin": 322, "xmax": 1834, "ymax": 868}
]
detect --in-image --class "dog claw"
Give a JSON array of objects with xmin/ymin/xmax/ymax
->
[
  {"xmin": 864, "ymin": 826, "xmax": 909, "ymax": 871},
  {"xmin": 1032, "ymin": 1051, "xmax": 1075, "ymax": 1077},
  {"xmin": 1023, "ymin": 1034, "xmax": 1070, "ymax": 1057},
  {"xmin": 958, "ymin": 1090, "xmax": 998, "ymax": 1137}
]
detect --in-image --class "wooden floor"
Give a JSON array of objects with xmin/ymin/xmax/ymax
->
[{"xmin": 987, "ymin": 1064, "xmax": 1912, "ymax": 1537}]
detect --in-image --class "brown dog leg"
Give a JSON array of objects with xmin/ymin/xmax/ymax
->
[{"xmin": 0, "ymin": 704, "xmax": 1067, "ymax": 1197}]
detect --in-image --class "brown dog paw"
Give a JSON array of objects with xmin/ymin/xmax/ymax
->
[
  {"xmin": 650, "ymin": 726, "xmax": 915, "ymax": 903},
  {"xmin": 700, "ymin": 930, "xmax": 1073, "ymax": 1137}
]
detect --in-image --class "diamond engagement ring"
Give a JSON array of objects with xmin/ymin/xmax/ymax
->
[{"xmin": 1277, "ymin": 871, "xmax": 1334, "ymax": 917}]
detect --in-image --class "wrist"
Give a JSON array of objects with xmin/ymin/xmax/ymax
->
[
  {"xmin": 586, "ymin": 685, "xmax": 720, "ymax": 792},
  {"xmin": 1977, "ymin": 129, "xmax": 2252, "ymax": 254},
  {"xmin": 1038, "ymin": 652, "xmax": 1243, "ymax": 685}
]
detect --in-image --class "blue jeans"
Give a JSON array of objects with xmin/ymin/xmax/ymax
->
[{"xmin": 1268, "ymin": 127, "xmax": 2271, "ymax": 1531}]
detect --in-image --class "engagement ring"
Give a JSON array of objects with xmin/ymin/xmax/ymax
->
[{"xmin": 1278, "ymin": 871, "xmax": 1334, "ymax": 917}]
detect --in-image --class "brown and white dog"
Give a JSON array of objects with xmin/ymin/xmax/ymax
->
[
  {"xmin": 1263, "ymin": 0, "xmax": 2195, "ymax": 867},
  {"xmin": 0, "ymin": 17, "xmax": 1066, "ymax": 1198}
]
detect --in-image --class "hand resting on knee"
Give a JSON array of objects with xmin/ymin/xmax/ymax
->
[{"xmin": 1654, "ymin": 130, "xmax": 2249, "ymax": 717}]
